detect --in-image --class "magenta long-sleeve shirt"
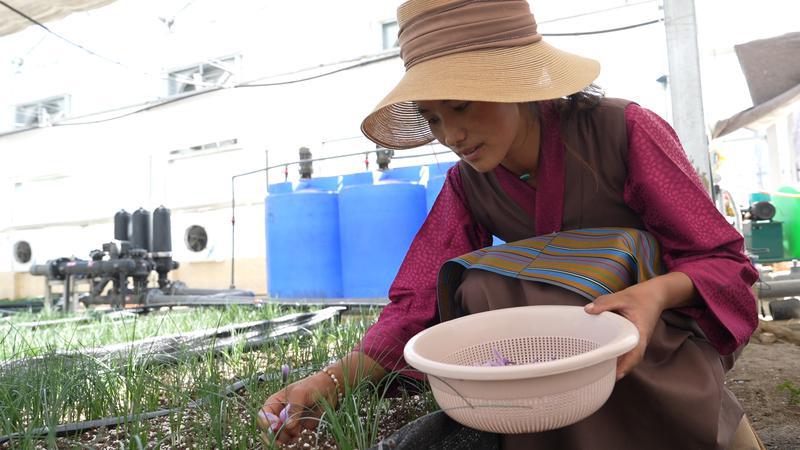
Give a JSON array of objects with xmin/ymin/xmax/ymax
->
[{"xmin": 358, "ymin": 103, "xmax": 758, "ymax": 375}]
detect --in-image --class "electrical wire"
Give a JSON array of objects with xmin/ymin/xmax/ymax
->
[
  {"xmin": 50, "ymin": 88, "xmax": 222, "ymax": 127},
  {"xmin": 392, "ymin": 150, "xmax": 451, "ymax": 160},
  {"xmin": 237, "ymin": 53, "xmax": 397, "ymax": 88},
  {"xmin": 0, "ymin": 0, "xmax": 216, "ymax": 89},
  {"xmin": 50, "ymin": 52, "xmax": 398, "ymax": 127},
  {"xmin": 2, "ymin": 50, "xmax": 396, "ymax": 132},
  {"xmin": 542, "ymin": 18, "xmax": 663, "ymax": 37},
  {"xmin": 0, "ymin": 1, "xmax": 111, "ymax": 61},
  {"xmin": 175, "ymin": 0, "xmax": 195, "ymax": 15},
  {"xmin": 1, "ymin": 12, "xmax": 663, "ymax": 131},
  {"xmin": 1, "ymin": 0, "xmax": 660, "ymax": 90},
  {"xmin": 16, "ymin": 34, "xmax": 46, "ymax": 60},
  {"xmin": 239, "ymin": 48, "xmax": 398, "ymax": 85},
  {"xmin": 538, "ymin": 0, "xmax": 658, "ymax": 25}
]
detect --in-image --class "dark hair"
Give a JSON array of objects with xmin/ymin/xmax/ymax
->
[
  {"xmin": 525, "ymin": 84, "xmax": 605, "ymax": 123},
  {"xmin": 560, "ymin": 83, "xmax": 605, "ymax": 119}
]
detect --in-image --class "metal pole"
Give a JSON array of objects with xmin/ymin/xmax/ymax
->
[
  {"xmin": 64, "ymin": 275, "xmax": 72, "ymax": 313},
  {"xmin": 262, "ymin": 150, "xmax": 269, "ymax": 292},
  {"xmin": 756, "ymin": 279, "xmax": 800, "ymax": 299},
  {"xmin": 663, "ymin": 0, "xmax": 713, "ymax": 197},
  {"xmin": 145, "ymin": 292, "xmax": 389, "ymax": 308},
  {"xmin": 43, "ymin": 278, "xmax": 52, "ymax": 312},
  {"xmin": 230, "ymin": 176, "xmax": 236, "ymax": 289}
]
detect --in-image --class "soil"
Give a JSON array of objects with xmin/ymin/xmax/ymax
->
[{"xmin": 726, "ymin": 320, "xmax": 800, "ymax": 450}]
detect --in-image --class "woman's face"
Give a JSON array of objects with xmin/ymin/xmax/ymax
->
[{"xmin": 415, "ymin": 100, "xmax": 531, "ymax": 173}]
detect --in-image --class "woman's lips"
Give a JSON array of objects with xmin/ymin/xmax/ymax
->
[{"xmin": 460, "ymin": 144, "xmax": 483, "ymax": 162}]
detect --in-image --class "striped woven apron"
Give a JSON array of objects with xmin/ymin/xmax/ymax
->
[
  {"xmin": 434, "ymin": 227, "xmax": 755, "ymax": 450},
  {"xmin": 437, "ymin": 227, "xmax": 664, "ymax": 322}
]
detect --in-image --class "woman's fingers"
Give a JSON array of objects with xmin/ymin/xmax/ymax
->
[
  {"xmin": 584, "ymin": 291, "xmax": 661, "ymax": 380},
  {"xmin": 615, "ymin": 342, "xmax": 645, "ymax": 380},
  {"xmin": 583, "ymin": 293, "xmax": 626, "ymax": 314},
  {"xmin": 257, "ymin": 396, "xmax": 286, "ymax": 431},
  {"xmin": 276, "ymin": 403, "xmax": 304, "ymax": 442},
  {"xmin": 258, "ymin": 390, "xmax": 297, "ymax": 444},
  {"xmin": 259, "ymin": 377, "xmax": 331, "ymax": 446}
]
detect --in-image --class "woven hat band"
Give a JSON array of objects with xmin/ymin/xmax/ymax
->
[{"xmin": 399, "ymin": 0, "xmax": 542, "ymax": 70}]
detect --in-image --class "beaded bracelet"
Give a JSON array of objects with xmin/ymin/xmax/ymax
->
[{"xmin": 321, "ymin": 367, "xmax": 344, "ymax": 406}]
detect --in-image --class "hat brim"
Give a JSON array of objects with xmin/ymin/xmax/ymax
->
[{"xmin": 361, "ymin": 40, "xmax": 600, "ymax": 149}]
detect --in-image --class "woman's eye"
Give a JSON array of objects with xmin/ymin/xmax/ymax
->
[{"xmin": 454, "ymin": 102, "xmax": 470, "ymax": 111}]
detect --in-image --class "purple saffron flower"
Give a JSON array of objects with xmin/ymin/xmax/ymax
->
[
  {"xmin": 261, "ymin": 404, "xmax": 292, "ymax": 433},
  {"xmin": 279, "ymin": 403, "xmax": 290, "ymax": 423},
  {"xmin": 479, "ymin": 347, "xmax": 516, "ymax": 366},
  {"xmin": 281, "ymin": 364, "xmax": 290, "ymax": 384},
  {"xmin": 261, "ymin": 410, "xmax": 281, "ymax": 432},
  {"xmin": 492, "ymin": 348, "xmax": 511, "ymax": 365}
]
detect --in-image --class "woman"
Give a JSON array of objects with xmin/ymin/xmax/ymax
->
[{"xmin": 259, "ymin": 0, "xmax": 763, "ymax": 448}]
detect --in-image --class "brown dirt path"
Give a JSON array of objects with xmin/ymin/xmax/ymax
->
[{"xmin": 726, "ymin": 321, "xmax": 800, "ymax": 450}]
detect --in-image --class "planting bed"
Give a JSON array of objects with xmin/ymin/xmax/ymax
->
[
  {"xmin": 1, "ymin": 305, "xmax": 435, "ymax": 449},
  {"xmin": 1, "ymin": 306, "xmax": 798, "ymax": 449}
]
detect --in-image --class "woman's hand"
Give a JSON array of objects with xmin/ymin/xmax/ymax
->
[
  {"xmin": 258, "ymin": 352, "xmax": 386, "ymax": 447},
  {"xmin": 258, "ymin": 371, "xmax": 336, "ymax": 446},
  {"xmin": 584, "ymin": 287, "xmax": 664, "ymax": 380},
  {"xmin": 583, "ymin": 271, "xmax": 698, "ymax": 380}
]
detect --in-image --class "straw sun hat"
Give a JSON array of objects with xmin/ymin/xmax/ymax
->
[{"xmin": 361, "ymin": 0, "xmax": 601, "ymax": 150}]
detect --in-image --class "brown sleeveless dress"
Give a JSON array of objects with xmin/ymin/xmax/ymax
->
[{"xmin": 441, "ymin": 99, "xmax": 746, "ymax": 450}]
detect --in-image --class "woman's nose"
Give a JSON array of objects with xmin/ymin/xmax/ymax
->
[{"xmin": 442, "ymin": 123, "xmax": 467, "ymax": 148}]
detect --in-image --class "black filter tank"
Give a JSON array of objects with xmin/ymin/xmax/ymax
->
[
  {"xmin": 114, "ymin": 209, "xmax": 130, "ymax": 241},
  {"xmin": 152, "ymin": 205, "xmax": 172, "ymax": 253},
  {"xmin": 131, "ymin": 207, "xmax": 151, "ymax": 251}
]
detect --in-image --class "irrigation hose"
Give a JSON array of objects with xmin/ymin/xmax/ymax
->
[
  {"xmin": 0, "ymin": 309, "xmax": 340, "ymax": 444},
  {"xmin": 0, "ymin": 307, "xmax": 343, "ymax": 371},
  {"xmin": 0, "ymin": 362, "xmax": 327, "ymax": 444}
]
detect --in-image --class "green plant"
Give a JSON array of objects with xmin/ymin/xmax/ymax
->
[
  {"xmin": 0, "ymin": 305, "xmax": 391, "ymax": 449},
  {"xmin": 778, "ymin": 380, "xmax": 800, "ymax": 406},
  {"xmin": 0, "ymin": 304, "xmax": 291, "ymax": 360}
]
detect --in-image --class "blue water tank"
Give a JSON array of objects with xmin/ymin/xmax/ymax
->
[
  {"xmin": 268, "ymin": 182, "xmax": 293, "ymax": 194},
  {"xmin": 425, "ymin": 161, "xmax": 457, "ymax": 211},
  {"xmin": 341, "ymin": 172, "xmax": 374, "ymax": 187},
  {"xmin": 379, "ymin": 165, "xmax": 425, "ymax": 182},
  {"xmin": 266, "ymin": 177, "xmax": 343, "ymax": 298},
  {"xmin": 296, "ymin": 176, "xmax": 341, "ymax": 192},
  {"xmin": 339, "ymin": 181, "xmax": 427, "ymax": 297}
]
